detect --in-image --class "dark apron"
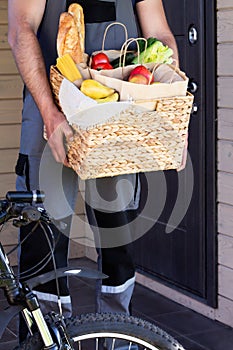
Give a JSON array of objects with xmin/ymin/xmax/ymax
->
[{"xmin": 17, "ymin": 1, "xmax": 141, "ymax": 326}]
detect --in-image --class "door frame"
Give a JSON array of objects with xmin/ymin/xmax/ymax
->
[{"xmin": 204, "ymin": 0, "xmax": 217, "ymax": 308}]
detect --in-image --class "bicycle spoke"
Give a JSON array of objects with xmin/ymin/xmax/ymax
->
[{"xmin": 111, "ymin": 338, "xmax": 116, "ymax": 350}]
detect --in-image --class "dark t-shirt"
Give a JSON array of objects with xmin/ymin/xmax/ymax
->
[
  {"xmin": 65, "ymin": 0, "xmax": 144, "ymax": 24},
  {"xmin": 132, "ymin": 0, "xmax": 144, "ymax": 6},
  {"xmin": 66, "ymin": 0, "xmax": 144, "ymax": 11}
]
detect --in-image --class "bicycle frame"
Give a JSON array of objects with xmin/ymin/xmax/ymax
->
[
  {"xmin": 0, "ymin": 237, "xmax": 57, "ymax": 348},
  {"xmin": 0, "ymin": 191, "xmax": 106, "ymax": 348},
  {"xmin": 0, "ymin": 192, "xmax": 186, "ymax": 350}
]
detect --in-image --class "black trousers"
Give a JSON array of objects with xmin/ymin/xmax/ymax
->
[{"xmin": 86, "ymin": 204, "xmax": 138, "ymax": 314}]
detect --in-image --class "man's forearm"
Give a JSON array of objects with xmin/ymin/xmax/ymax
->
[
  {"xmin": 10, "ymin": 25, "xmax": 56, "ymax": 122},
  {"xmin": 158, "ymin": 33, "xmax": 179, "ymax": 65}
]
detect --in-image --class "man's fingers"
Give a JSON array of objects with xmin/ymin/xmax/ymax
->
[
  {"xmin": 63, "ymin": 122, "xmax": 74, "ymax": 143},
  {"xmin": 47, "ymin": 120, "xmax": 72, "ymax": 165},
  {"xmin": 177, "ymin": 134, "xmax": 188, "ymax": 172}
]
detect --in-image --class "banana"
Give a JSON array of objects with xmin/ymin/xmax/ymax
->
[
  {"xmin": 80, "ymin": 79, "xmax": 115, "ymax": 99},
  {"xmin": 95, "ymin": 92, "xmax": 119, "ymax": 103}
]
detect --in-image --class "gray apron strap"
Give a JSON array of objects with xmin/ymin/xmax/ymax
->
[
  {"xmin": 38, "ymin": 0, "xmax": 67, "ymax": 73},
  {"xmin": 84, "ymin": 0, "xmax": 139, "ymax": 54}
]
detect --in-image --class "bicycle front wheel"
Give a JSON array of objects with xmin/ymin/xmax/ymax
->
[{"xmin": 16, "ymin": 313, "xmax": 185, "ymax": 350}]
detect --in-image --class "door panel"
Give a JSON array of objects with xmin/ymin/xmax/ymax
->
[
  {"xmin": 133, "ymin": 0, "xmax": 216, "ymax": 306},
  {"xmin": 162, "ymin": 0, "xmax": 186, "ymax": 36}
]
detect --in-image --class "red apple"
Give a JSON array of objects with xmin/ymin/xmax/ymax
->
[
  {"xmin": 128, "ymin": 74, "xmax": 149, "ymax": 85},
  {"xmin": 91, "ymin": 53, "xmax": 109, "ymax": 68},
  {"xmin": 128, "ymin": 65, "xmax": 154, "ymax": 83}
]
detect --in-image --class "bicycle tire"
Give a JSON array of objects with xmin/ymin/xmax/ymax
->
[{"xmin": 15, "ymin": 312, "xmax": 185, "ymax": 350}]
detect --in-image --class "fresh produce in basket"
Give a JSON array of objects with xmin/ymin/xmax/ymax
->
[
  {"xmin": 128, "ymin": 74, "xmax": 149, "ymax": 85},
  {"xmin": 110, "ymin": 52, "xmax": 137, "ymax": 69},
  {"xmin": 49, "ymin": 11, "xmax": 193, "ymax": 178},
  {"xmin": 92, "ymin": 61, "xmax": 113, "ymax": 70},
  {"xmin": 95, "ymin": 92, "xmax": 119, "ymax": 103},
  {"xmin": 128, "ymin": 65, "xmax": 154, "ymax": 84},
  {"xmin": 92, "ymin": 52, "xmax": 109, "ymax": 65},
  {"xmin": 91, "ymin": 52, "xmax": 113, "ymax": 70},
  {"xmin": 80, "ymin": 79, "xmax": 115, "ymax": 99},
  {"xmin": 132, "ymin": 37, "xmax": 173, "ymax": 64},
  {"xmin": 105, "ymin": 37, "xmax": 174, "ymax": 69}
]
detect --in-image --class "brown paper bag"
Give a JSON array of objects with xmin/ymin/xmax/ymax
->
[
  {"xmin": 89, "ymin": 35, "xmax": 189, "ymax": 106},
  {"xmin": 90, "ymin": 62, "xmax": 189, "ymax": 106}
]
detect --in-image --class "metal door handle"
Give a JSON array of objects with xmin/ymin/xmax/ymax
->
[
  {"xmin": 188, "ymin": 80, "xmax": 198, "ymax": 93},
  {"xmin": 188, "ymin": 25, "xmax": 198, "ymax": 45},
  {"xmin": 191, "ymin": 103, "xmax": 198, "ymax": 114}
]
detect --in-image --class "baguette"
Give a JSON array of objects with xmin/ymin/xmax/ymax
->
[
  {"xmin": 57, "ymin": 4, "xmax": 85, "ymax": 64},
  {"xmin": 68, "ymin": 3, "xmax": 85, "ymax": 55}
]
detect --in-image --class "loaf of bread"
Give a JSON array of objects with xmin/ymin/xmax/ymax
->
[{"xmin": 57, "ymin": 4, "xmax": 85, "ymax": 64}]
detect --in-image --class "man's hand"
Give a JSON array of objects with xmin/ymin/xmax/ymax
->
[
  {"xmin": 177, "ymin": 132, "xmax": 188, "ymax": 172},
  {"xmin": 44, "ymin": 108, "xmax": 74, "ymax": 167}
]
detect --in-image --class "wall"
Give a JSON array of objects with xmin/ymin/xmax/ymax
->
[
  {"xmin": 0, "ymin": 0, "xmax": 22, "ymax": 264},
  {"xmin": 216, "ymin": 0, "xmax": 233, "ymax": 327},
  {"xmin": 0, "ymin": 0, "xmax": 21, "ymax": 193}
]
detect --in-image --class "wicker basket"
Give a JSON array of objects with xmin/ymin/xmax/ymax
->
[{"xmin": 50, "ymin": 66, "xmax": 193, "ymax": 179}]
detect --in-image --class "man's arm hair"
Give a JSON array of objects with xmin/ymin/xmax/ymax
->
[{"xmin": 8, "ymin": 0, "xmax": 57, "ymax": 121}]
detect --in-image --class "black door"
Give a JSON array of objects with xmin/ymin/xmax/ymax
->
[{"xmin": 132, "ymin": 0, "xmax": 217, "ymax": 306}]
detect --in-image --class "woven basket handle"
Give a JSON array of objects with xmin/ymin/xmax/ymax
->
[{"xmin": 102, "ymin": 22, "xmax": 128, "ymax": 51}]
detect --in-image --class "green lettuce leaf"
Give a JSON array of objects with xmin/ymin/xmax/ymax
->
[{"xmin": 133, "ymin": 37, "xmax": 173, "ymax": 64}]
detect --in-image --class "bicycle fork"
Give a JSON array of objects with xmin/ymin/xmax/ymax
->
[
  {"xmin": 0, "ymin": 242, "xmax": 74, "ymax": 349},
  {"xmin": 22, "ymin": 289, "xmax": 74, "ymax": 350},
  {"xmin": 1, "ymin": 244, "xmax": 58, "ymax": 349},
  {"xmin": 22, "ymin": 289, "xmax": 57, "ymax": 349}
]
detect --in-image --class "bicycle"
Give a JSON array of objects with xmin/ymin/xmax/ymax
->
[{"xmin": 0, "ymin": 190, "xmax": 185, "ymax": 350}]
